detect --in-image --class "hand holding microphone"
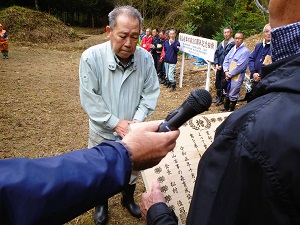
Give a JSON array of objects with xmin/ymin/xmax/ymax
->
[
  {"xmin": 158, "ymin": 89, "xmax": 212, "ymax": 132},
  {"xmin": 122, "ymin": 89, "xmax": 211, "ymax": 170}
]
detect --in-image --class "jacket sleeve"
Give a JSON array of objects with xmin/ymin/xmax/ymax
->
[
  {"xmin": 147, "ymin": 202, "xmax": 178, "ymax": 225},
  {"xmin": 222, "ymin": 48, "xmax": 232, "ymax": 72},
  {"xmin": 248, "ymin": 44, "xmax": 260, "ymax": 76},
  {"xmin": 133, "ymin": 51, "xmax": 160, "ymax": 121},
  {"xmin": 172, "ymin": 40, "xmax": 180, "ymax": 52},
  {"xmin": 0, "ymin": 141, "xmax": 132, "ymax": 225},
  {"xmin": 79, "ymin": 50, "xmax": 119, "ymax": 130},
  {"xmin": 214, "ymin": 43, "xmax": 221, "ymax": 65},
  {"xmin": 229, "ymin": 49, "xmax": 250, "ymax": 77}
]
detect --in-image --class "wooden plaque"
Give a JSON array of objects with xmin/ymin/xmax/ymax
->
[{"xmin": 131, "ymin": 112, "xmax": 231, "ymax": 224}]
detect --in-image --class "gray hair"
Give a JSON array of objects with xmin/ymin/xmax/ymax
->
[
  {"xmin": 224, "ymin": 27, "xmax": 233, "ymax": 33},
  {"xmin": 168, "ymin": 28, "xmax": 177, "ymax": 34},
  {"xmin": 108, "ymin": 6, "xmax": 143, "ymax": 30},
  {"xmin": 263, "ymin": 23, "xmax": 271, "ymax": 32}
]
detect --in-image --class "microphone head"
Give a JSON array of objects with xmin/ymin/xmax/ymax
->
[{"xmin": 187, "ymin": 89, "xmax": 212, "ymax": 113}]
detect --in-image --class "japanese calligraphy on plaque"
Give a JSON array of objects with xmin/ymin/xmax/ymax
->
[{"xmin": 130, "ymin": 112, "xmax": 231, "ymax": 225}]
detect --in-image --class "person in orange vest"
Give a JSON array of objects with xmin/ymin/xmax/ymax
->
[{"xmin": 0, "ymin": 23, "xmax": 9, "ymax": 59}]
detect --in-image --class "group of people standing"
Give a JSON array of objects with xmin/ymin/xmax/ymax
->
[
  {"xmin": 139, "ymin": 27, "xmax": 180, "ymax": 92},
  {"xmin": 213, "ymin": 24, "xmax": 272, "ymax": 111}
]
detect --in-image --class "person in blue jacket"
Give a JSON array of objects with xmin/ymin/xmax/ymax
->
[
  {"xmin": 220, "ymin": 32, "xmax": 250, "ymax": 111},
  {"xmin": 163, "ymin": 29, "xmax": 180, "ymax": 92},
  {"xmin": 213, "ymin": 27, "xmax": 235, "ymax": 106},
  {"xmin": 141, "ymin": 0, "xmax": 300, "ymax": 224},
  {"xmin": 0, "ymin": 122, "xmax": 179, "ymax": 225},
  {"xmin": 241, "ymin": 23, "xmax": 271, "ymax": 102},
  {"xmin": 150, "ymin": 28, "xmax": 162, "ymax": 73}
]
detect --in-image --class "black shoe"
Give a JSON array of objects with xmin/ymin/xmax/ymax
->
[
  {"xmin": 164, "ymin": 81, "xmax": 171, "ymax": 88},
  {"xmin": 170, "ymin": 82, "xmax": 176, "ymax": 92},
  {"xmin": 219, "ymin": 97, "xmax": 230, "ymax": 111},
  {"xmin": 121, "ymin": 184, "xmax": 141, "ymax": 218},
  {"xmin": 212, "ymin": 97, "xmax": 219, "ymax": 103},
  {"xmin": 160, "ymin": 79, "xmax": 166, "ymax": 84},
  {"xmin": 213, "ymin": 89, "xmax": 222, "ymax": 103},
  {"xmin": 93, "ymin": 202, "xmax": 108, "ymax": 225},
  {"xmin": 228, "ymin": 101, "xmax": 237, "ymax": 112},
  {"xmin": 215, "ymin": 97, "xmax": 224, "ymax": 106}
]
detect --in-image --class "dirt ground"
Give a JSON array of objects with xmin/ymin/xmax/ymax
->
[{"xmin": 0, "ymin": 32, "xmax": 250, "ymax": 224}]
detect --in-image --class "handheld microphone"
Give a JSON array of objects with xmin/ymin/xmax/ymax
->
[{"xmin": 158, "ymin": 89, "xmax": 212, "ymax": 132}]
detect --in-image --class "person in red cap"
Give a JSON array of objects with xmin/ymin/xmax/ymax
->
[{"xmin": 0, "ymin": 23, "xmax": 9, "ymax": 59}]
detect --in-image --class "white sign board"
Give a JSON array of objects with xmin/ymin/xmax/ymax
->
[
  {"xmin": 178, "ymin": 33, "xmax": 217, "ymax": 90},
  {"xmin": 178, "ymin": 33, "xmax": 217, "ymax": 62}
]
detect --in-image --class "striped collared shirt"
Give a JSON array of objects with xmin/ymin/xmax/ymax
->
[{"xmin": 271, "ymin": 22, "xmax": 300, "ymax": 62}]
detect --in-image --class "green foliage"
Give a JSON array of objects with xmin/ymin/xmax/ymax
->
[
  {"xmin": 182, "ymin": 0, "xmax": 227, "ymax": 37},
  {"xmin": 212, "ymin": 21, "xmax": 234, "ymax": 43},
  {"xmin": 181, "ymin": 0, "xmax": 269, "ymax": 40},
  {"xmin": 231, "ymin": 0, "xmax": 269, "ymax": 38},
  {"xmin": 182, "ymin": 22, "xmax": 197, "ymax": 35},
  {"xmin": 211, "ymin": 1, "xmax": 269, "ymax": 43},
  {"xmin": 1, "ymin": 0, "xmax": 270, "ymax": 40}
]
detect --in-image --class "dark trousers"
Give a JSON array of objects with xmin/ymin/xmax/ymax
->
[
  {"xmin": 152, "ymin": 52, "xmax": 161, "ymax": 73},
  {"xmin": 215, "ymin": 69, "xmax": 225, "ymax": 90}
]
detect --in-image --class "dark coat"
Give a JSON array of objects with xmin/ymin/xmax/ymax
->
[
  {"xmin": 163, "ymin": 39, "xmax": 180, "ymax": 64},
  {"xmin": 147, "ymin": 53, "xmax": 300, "ymax": 225},
  {"xmin": 214, "ymin": 38, "xmax": 235, "ymax": 66},
  {"xmin": 151, "ymin": 35, "xmax": 163, "ymax": 55},
  {"xmin": 248, "ymin": 41, "xmax": 271, "ymax": 77}
]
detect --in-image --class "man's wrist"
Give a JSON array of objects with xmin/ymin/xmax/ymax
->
[
  {"xmin": 147, "ymin": 202, "xmax": 178, "ymax": 224},
  {"xmin": 117, "ymin": 140, "xmax": 134, "ymax": 169}
]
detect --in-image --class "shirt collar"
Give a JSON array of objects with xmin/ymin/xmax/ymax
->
[
  {"xmin": 271, "ymin": 21, "xmax": 300, "ymax": 62},
  {"xmin": 114, "ymin": 54, "xmax": 134, "ymax": 70},
  {"xmin": 263, "ymin": 39, "xmax": 270, "ymax": 47},
  {"xmin": 223, "ymin": 37, "xmax": 234, "ymax": 45},
  {"xmin": 233, "ymin": 42, "xmax": 244, "ymax": 52},
  {"xmin": 169, "ymin": 39, "xmax": 175, "ymax": 45}
]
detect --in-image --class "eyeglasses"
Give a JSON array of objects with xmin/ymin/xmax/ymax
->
[{"xmin": 254, "ymin": 0, "xmax": 269, "ymax": 13}]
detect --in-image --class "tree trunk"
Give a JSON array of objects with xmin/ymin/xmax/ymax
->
[
  {"xmin": 35, "ymin": 0, "xmax": 39, "ymax": 10},
  {"xmin": 91, "ymin": 13, "xmax": 95, "ymax": 28}
]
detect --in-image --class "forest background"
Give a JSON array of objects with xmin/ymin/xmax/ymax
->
[{"xmin": 2, "ymin": 0, "xmax": 269, "ymax": 41}]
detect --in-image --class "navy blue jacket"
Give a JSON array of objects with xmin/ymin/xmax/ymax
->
[
  {"xmin": 163, "ymin": 39, "xmax": 180, "ymax": 64},
  {"xmin": 147, "ymin": 53, "xmax": 300, "ymax": 225},
  {"xmin": 214, "ymin": 38, "xmax": 235, "ymax": 66},
  {"xmin": 0, "ymin": 141, "xmax": 131, "ymax": 225},
  {"xmin": 151, "ymin": 35, "xmax": 162, "ymax": 54},
  {"xmin": 248, "ymin": 41, "xmax": 271, "ymax": 77}
]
